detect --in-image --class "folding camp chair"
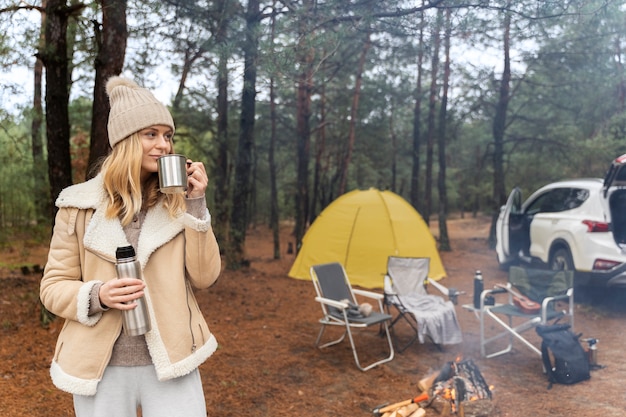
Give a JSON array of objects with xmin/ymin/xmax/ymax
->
[
  {"xmin": 383, "ymin": 256, "xmax": 463, "ymax": 352},
  {"xmin": 310, "ymin": 262, "xmax": 395, "ymax": 371},
  {"xmin": 479, "ymin": 266, "xmax": 574, "ymax": 358}
]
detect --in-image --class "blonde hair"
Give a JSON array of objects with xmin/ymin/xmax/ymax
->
[{"xmin": 101, "ymin": 133, "xmax": 186, "ymax": 225}]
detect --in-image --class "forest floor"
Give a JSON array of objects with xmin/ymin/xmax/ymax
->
[{"xmin": 1, "ymin": 214, "xmax": 626, "ymax": 416}]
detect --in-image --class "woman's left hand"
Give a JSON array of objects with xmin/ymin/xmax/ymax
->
[{"xmin": 186, "ymin": 159, "xmax": 208, "ymax": 198}]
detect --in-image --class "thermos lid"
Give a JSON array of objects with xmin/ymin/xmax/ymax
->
[{"xmin": 116, "ymin": 245, "xmax": 136, "ymax": 259}]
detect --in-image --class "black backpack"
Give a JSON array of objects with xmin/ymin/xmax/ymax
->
[{"xmin": 536, "ymin": 323, "xmax": 590, "ymax": 389}]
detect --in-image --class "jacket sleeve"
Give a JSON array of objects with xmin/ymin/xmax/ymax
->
[
  {"xmin": 40, "ymin": 207, "xmax": 103, "ymax": 326},
  {"xmin": 182, "ymin": 208, "xmax": 221, "ymax": 290}
]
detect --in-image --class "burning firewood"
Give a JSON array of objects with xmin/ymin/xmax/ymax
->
[
  {"xmin": 375, "ymin": 359, "xmax": 492, "ymax": 417},
  {"xmin": 421, "ymin": 358, "xmax": 493, "ymax": 416}
]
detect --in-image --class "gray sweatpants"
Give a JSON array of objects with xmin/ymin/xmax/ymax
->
[{"xmin": 73, "ymin": 366, "xmax": 206, "ymax": 417}]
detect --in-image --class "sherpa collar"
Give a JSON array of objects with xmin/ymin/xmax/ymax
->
[{"xmin": 55, "ymin": 174, "xmax": 185, "ymax": 269}]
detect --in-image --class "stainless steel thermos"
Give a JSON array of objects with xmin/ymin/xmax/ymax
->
[
  {"xmin": 585, "ymin": 338, "xmax": 599, "ymax": 367},
  {"xmin": 115, "ymin": 246, "xmax": 151, "ymax": 336},
  {"xmin": 473, "ymin": 270, "xmax": 483, "ymax": 309}
]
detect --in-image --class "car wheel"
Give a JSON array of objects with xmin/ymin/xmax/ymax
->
[{"xmin": 550, "ymin": 247, "xmax": 574, "ymax": 271}]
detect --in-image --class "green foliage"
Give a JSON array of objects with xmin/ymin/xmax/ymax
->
[
  {"xmin": 68, "ymin": 96, "xmax": 94, "ymax": 136},
  {"xmin": 0, "ymin": 115, "xmax": 37, "ymax": 229},
  {"xmin": 480, "ymin": 0, "xmax": 626, "ymax": 197},
  {"xmin": 1, "ymin": 0, "xmax": 626, "ymax": 232}
]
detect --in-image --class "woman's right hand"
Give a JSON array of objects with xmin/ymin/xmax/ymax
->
[{"xmin": 99, "ymin": 278, "xmax": 146, "ymax": 310}]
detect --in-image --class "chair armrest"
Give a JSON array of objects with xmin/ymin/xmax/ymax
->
[
  {"xmin": 541, "ymin": 293, "xmax": 572, "ymax": 309},
  {"xmin": 426, "ymin": 277, "xmax": 449, "ymax": 296},
  {"xmin": 315, "ymin": 296, "xmax": 349, "ymax": 310},
  {"xmin": 426, "ymin": 277, "xmax": 465, "ymax": 305},
  {"xmin": 353, "ymin": 288, "xmax": 384, "ymax": 300},
  {"xmin": 481, "ymin": 284, "xmax": 508, "ymax": 298},
  {"xmin": 489, "ymin": 286, "xmax": 509, "ymax": 295},
  {"xmin": 541, "ymin": 288, "xmax": 574, "ymax": 323},
  {"xmin": 383, "ymin": 275, "xmax": 396, "ymax": 295}
]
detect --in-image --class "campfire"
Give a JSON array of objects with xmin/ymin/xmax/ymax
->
[
  {"xmin": 427, "ymin": 358, "xmax": 493, "ymax": 416},
  {"xmin": 372, "ymin": 358, "xmax": 493, "ymax": 417}
]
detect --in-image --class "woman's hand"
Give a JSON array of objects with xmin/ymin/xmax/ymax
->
[
  {"xmin": 99, "ymin": 278, "xmax": 145, "ymax": 310},
  {"xmin": 186, "ymin": 160, "xmax": 208, "ymax": 198}
]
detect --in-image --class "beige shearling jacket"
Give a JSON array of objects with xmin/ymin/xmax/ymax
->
[{"xmin": 40, "ymin": 174, "xmax": 221, "ymax": 396}]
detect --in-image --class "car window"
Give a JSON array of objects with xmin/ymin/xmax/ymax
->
[
  {"xmin": 525, "ymin": 187, "xmax": 589, "ymax": 214},
  {"xmin": 562, "ymin": 188, "xmax": 589, "ymax": 210}
]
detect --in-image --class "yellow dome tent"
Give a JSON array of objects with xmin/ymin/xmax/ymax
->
[{"xmin": 288, "ymin": 188, "xmax": 446, "ymax": 289}]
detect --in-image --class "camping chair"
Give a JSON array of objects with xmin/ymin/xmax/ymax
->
[
  {"xmin": 310, "ymin": 262, "xmax": 395, "ymax": 371},
  {"xmin": 479, "ymin": 266, "xmax": 574, "ymax": 359},
  {"xmin": 383, "ymin": 256, "xmax": 463, "ymax": 353}
]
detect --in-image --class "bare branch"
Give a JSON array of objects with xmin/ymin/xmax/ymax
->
[{"xmin": 0, "ymin": 2, "xmax": 44, "ymax": 14}]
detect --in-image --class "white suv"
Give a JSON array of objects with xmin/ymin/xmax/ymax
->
[{"xmin": 495, "ymin": 155, "xmax": 626, "ymax": 287}]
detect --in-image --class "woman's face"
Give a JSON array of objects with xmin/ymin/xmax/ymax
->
[{"xmin": 139, "ymin": 125, "xmax": 174, "ymax": 181}]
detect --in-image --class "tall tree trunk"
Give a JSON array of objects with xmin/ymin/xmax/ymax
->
[
  {"xmin": 437, "ymin": 7, "xmax": 452, "ymax": 252},
  {"xmin": 389, "ymin": 103, "xmax": 397, "ymax": 193},
  {"xmin": 213, "ymin": 1, "xmax": 232, "ymax": 250},
  {"xmin": 269, "ymin": 2, "xmax": 280, "ymax": 260},
  {"xmin": 294, "ymin": 0, "xmax": 315, "ymax": 252},
  {"xmin": 616, "ymin": 36, "xmax": 625, "ymax": 112},
  {"xmin": 41, "ymin": 0, "xmax": 84, "ymax": 215},
  {"xmin": 268, "ymin": 78, "xmax": 280, "ymax": 259},
  {"xmin": 338, "ymin": 32, "xmax": 370, "ymax": 196},
  {"xmin": 228, "ymin": 0, "xmax": 259, "ymax": 269},
  {"xmin": 410, "ymin": 1, "xmax": 426, "ymax": 213},
  {"xmin": 32, "ymin": 3, "xmax": 49, "ymax": 222},
  {"xmin": 311, "ymin": 81, "xmax": 326, "ymax": 220},
  {"xmin": 489, "ymin": 4, "xmax": 512, "ymax": 248},
  {"xmin": 87, "ymin": 0, "xmax": 127, "ymax": 178},
  {"xmin": 492, "ymin": 6, "xmax": 511, "ymax": 209},
  {"xmin": 424, "ymin": 9, "xmax": 442, "ymax": 224}
]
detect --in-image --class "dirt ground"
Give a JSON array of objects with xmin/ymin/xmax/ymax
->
[{"xmin": 1, "ymin": 214, "xmax": 626, "ymax": 417}]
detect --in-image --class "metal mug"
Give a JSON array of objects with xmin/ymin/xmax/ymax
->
[{"xmin": 157, "ymin": 154, "xmax": 188, "ymax": 194}]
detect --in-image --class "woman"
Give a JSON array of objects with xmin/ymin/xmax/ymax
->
[{"xmin": 40, "ymin": 77, "xmax": 221, "ymax": 417}]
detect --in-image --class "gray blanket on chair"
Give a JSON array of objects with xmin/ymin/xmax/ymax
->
[{"xmin": 398, "ymin": 294, "xmax": 463, "ymax": 345}]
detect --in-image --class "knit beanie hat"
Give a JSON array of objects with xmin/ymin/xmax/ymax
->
[{"xmin": 106, "ymin": 77, "xmax": 175, "ymax": 147}]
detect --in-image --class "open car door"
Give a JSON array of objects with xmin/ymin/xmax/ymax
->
[
  {"xmin": 495, "ymin": 187, "xmax": 524, "ymax": 266},
  {"xmin": 602, "ymin": 154, "xmax": 626, "ymax": 250},
  {"xmin": 602, "ymin": 153, "xmax": 626, "ymax": 197}
]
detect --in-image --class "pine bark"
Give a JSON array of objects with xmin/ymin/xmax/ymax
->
[
  {"xmin": 87, "ymin": 0, "xmax": 127, "ymax": 178},
  {"xmin": 228, "ymin": 0, "xmax": 260, "ymax": 268}
]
